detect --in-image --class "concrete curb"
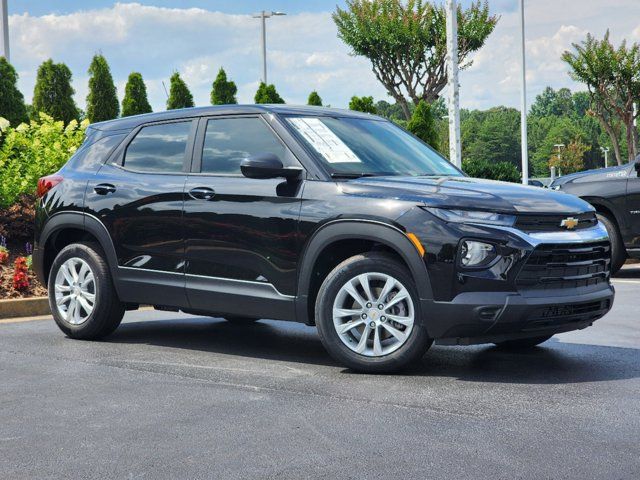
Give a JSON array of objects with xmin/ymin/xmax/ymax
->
[{"xmin": 0, "ymin": 297, "xmax": 50, "ymax": 319}]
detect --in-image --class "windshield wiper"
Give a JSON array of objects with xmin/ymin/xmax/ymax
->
[{"xmin": 330, "ymin": 172, "xmax": 394, "ymax": 179}]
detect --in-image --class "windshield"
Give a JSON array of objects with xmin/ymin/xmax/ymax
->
[{"xmin": 285, "ymin": 115, "xmax": 463, "ymax": 178}]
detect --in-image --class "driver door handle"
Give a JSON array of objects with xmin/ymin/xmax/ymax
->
[{"xmin": 189, "ymin": 187, "xmax": 216, "ymax": 201}]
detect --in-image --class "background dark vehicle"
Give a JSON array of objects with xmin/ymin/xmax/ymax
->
[
  {"xmin": 550, "ymin": 158, "xmax": 640, "ymax": 273},
  {"xmin": 33, "ymin": 106, "xmax": 614, "ymax": 372}
]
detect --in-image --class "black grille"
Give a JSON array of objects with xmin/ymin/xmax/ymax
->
[
  {"xmin": 516, "ymin": 241, "xmax": 610, "ymax": 290},
  {"xmin": 514, "ymin": 212, "xmax": 597, "ymax": 233}
]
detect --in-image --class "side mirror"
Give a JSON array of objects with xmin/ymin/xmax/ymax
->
[{"xmin": 240, "ymin": 153, "xmax": 302, "ymax": 180}]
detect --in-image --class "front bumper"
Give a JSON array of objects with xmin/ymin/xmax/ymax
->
[{"xmin": 423, "ymin": 285, "xmax": 614, "ymax": 345}]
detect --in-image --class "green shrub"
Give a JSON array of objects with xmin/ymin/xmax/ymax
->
[
  {"xmin": 0, "ymin": 114, "xmax": 88, "ymax": 208},
  {"xmin": 407, "ymin": 100, "xmax": 438, "ymax": 147},
  {"xmin": 462, "ymin": 159, "xmax": 520, "ymax": 183},
  {"xmin": 348, "ymin": 96, "xmax": 376, "ymax": 114}
]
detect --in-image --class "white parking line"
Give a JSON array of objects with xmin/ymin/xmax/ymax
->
[{"xmin": 612, "ymin": 279, "xmax": 640, "ymax": 284}]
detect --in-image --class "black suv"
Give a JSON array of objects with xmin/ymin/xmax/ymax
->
[
  {"xmin": 34, "ymin": 105, "xmax": 614, "ymax": 372},
  {"xmin": 550, "ymin": 159, "xmax": 640, "ymax": 273}
]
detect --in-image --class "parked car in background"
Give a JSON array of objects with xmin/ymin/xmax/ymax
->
[
  {"xmin": 550, "ymin": 158, "xmax": 640, "ymax": 273},
  {"xmin": 34, "ymin": 105, "xmax": 614, "ymax": 372}
]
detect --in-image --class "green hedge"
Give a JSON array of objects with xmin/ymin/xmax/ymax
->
[{"xmin": 0, "ymin": 114, "xmax": 88, "ymax": 208}]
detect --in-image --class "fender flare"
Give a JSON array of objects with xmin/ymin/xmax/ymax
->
[
  {"xmin": 37, "ymin": 211, "xmax": 121, "ymax": 287},
  {"xmin": 295, "ymin": 219, "xmax": 433, "ymax": 324},
  {"xmin": 584, "ymin": 196, "xmax": 626, "ymax": 231}
]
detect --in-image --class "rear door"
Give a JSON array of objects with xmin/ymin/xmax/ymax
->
[
  {"xmin": 85, "ymin": 119, "xmax": 197, "ymax": 308},
  {"xmin": 183, "ymin": 114, "xmax": 304, "ymax": 319}
]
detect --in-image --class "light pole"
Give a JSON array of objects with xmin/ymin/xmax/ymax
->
[
  {"xmin": 1, "ymin": 0, "xmax": 9, "ymax": 62},
  {"xmin": 445, "ymin": 0, "xmax": 461, "ymax": 168},
  {"xmin": 252, "ymin": 10, "xmax": 286, "ymax": 85},
  {"xmin": 600, "ymin": 146, "xmax": 610, "ymax": 168},
  {"xmin": 518, "ymin": 0, "xmax": 528, "ymax": 185}
]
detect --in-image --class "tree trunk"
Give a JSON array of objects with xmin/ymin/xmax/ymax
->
[
  {"xmin": 595, "ymin": 113, "xmax": 623, "ymax": 166},
  {"xmin": 624, "ymin": 116, "xmax": 637, "ymax": 163}
]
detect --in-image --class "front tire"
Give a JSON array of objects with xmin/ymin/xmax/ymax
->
[
  {"xmin": 597, "ymin": 212, "xmax": 626, "ymax": 274},
  {"xmin": 48, "ymin": 242, "xmax": 125, "ymax": 340},
  {"xmin": 315, "ymin": 252, "xmax": 432, "ymax": 373}
]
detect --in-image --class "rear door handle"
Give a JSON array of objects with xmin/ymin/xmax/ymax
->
[
  {"xmin": 94, "ymin": 183, "xmax": 116, "ymax": 195},
  {"xmin": 188, "ymin": 187, "xmax": 216, "ymax": 201}
]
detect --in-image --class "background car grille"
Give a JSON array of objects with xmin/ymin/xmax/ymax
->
[
  {"xmin": 516, "ymin": 241, "xmax": 610, "ymax": 290},
  {"xmin": 514, "ymin": 211, "xmax": 597, "ymax": 232}
]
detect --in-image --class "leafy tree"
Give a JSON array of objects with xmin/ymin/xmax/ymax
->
[
  {"xmin": 349, "ymin": 96, "xmax": 377, "ymax": 114},
  {"xmin": 210, "ymin": 68, "xmax": 237, "ymax": 105},
  {"xmin": 0, "ymin": 57, "xmax": 28, "ymax": 126},
  {"xmin": 86, "ymin": 54, "xmax": 119, "ymax": 123},
  {"xmin": 563, "ymin": 31, "xmax": 640, "ymax": 163},
  {"xmin": 333, "ymin": 0, "xmax": 498, "ymax": 120},
  {"xmin": 549, "ymin": 139, "xmax": 589, "ymax": 175},
  {"xmin": 122, "ymin": 72, "xmax": 153, "ymax": 117},
  {"xmin": 464, "ymin": 107, "xmax": 521, "ymax": 167},
  {"xmin": 307, "ymin": 91, "xmax": 323, "ymax": 106},
  {"xmin": 530, "ymin": 87, "xmax": 574, "ymax": 118},
  {"xmin": 32, "ymin": 59, "xmax": 78, "ymax": 125},
  {"xmin": 407, "ymin": 100, "xmax": 438, "ymax": 146},
  {"xmin": 167, "ymin": 72, "xmax": 195, "ymax": 110},
  {"xmin": 462, "ymin": 159, "xmax": 520, "ymax": 183},
  {"xmin": 254, "ymin": 82, "xmax": 285, "ymax": 104}
]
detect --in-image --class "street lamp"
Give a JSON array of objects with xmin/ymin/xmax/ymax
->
[
  {"xmin": 1, "ymin": 0, "xmax": 9, "ymax": 62},
  {"xmin": 252, "ymin": 10, "xmax": 286, "ymax": 85},
  {"xmin": 445, "ymin": 0, "xmax": 461, "ymax": 169},
  {"xmin": 600, "ymin": 146, "xmax": 610, "ymax": 168},
  {"xmin": 518, "ymin": 0, "xmax": 528, "ymax": 185}
]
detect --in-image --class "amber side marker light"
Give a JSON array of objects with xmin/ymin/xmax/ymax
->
[{"xmin": 406, "ymin": 233, "xmax": 425, "ymax": 257}]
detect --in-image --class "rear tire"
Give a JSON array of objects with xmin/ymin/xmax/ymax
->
[
  {"xmin": 597, "ymin": 212, "xmax": 626, "ymax": 274},
  {"xmin": 48, "ymin": 242, "xmax": 125, "ymax": 340},
  {"xmin": 315, "ymin": 252, "xmax": 432, "ymax": 373},
  {"xmin": 494, "ymin": 335, "xmax": 553, "ymax": 350}
]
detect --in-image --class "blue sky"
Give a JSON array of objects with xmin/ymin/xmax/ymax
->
[{"xmin": 5, "ymin": 1, "xmax": 640, "ymax": 113}]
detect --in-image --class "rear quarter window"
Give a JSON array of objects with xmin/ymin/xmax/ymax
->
[{"xmin": 66, "ymin": 133, "xmax": 127, "ymax": 172}]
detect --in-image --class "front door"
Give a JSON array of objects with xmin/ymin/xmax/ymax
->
[
  {"xmin": 183, "ymin": 115, "xmax": 303, "ymax": 319},
  {"xmin": 626, "ymin": 159, "xmax": 640, "ymax": 249},
  {"xmin": 86, "ymin": 119, "xmax": 197, "ymax": 307}
]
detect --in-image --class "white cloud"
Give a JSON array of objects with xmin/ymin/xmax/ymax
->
[{"xmin": 6, "ymin": 1, "xmax": 640, "ymax": 113}]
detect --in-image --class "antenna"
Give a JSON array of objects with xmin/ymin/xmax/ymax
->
[{"xmin": 161, "ymin": 81, "xmax": 169, "ymax": 98}]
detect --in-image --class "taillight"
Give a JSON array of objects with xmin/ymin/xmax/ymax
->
[{"xmin": 37, "ymin": 175, "xmax": 63, "ymax": 198}]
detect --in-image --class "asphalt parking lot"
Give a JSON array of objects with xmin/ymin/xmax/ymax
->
[{"xmin": 1, "ymin": 266, "xmax": 639, "ymax": 479}]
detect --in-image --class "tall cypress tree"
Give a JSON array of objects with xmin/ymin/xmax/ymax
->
[
  {"xmin": 210, "ymin": 68, "xmax": 237, "ymax": 105},
  {"xmin": 122, "ymin": 72, "xmax": 152, "ymax": 117},
  {"xmin": 86, "ymin": 54, "xmax": 119, "ymax": 122},
  {"xmin": 0, "ymin": 57, "xmax": 28, "ymax": 126},
  {"xmin": 32, "ymin": 59, "xmax": 78, "ymax": 124},
  {"xmin": 167, "ymin": 72, "xmax": 194, "ymax": 110},
  {"xmin": 254, "ymin": 82, "xmax": 285, "ymax": 104},
  {"xmin": 307, "ymin": 91, "xmax": 323, "ymax": 106}
]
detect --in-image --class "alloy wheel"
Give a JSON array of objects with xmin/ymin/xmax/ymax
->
[
  {"xmin": 332, "ymin": 272, "xmax": 415, "ymax": 357},
  {"xmin": 54, "ymin": 257, "xmax": 96, "ymax": 325}
]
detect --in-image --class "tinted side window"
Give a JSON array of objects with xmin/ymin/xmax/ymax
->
[
  {"xmin": 201, "ymin": 117, "xmax": 288, "ymax": 174},
  {"xmin": 124, "ymin": 122, "xmax": 191, "ymax": 173},
  {"xmin": 68, "ymin": 134, "xmax": 126, "ymax": 172}
]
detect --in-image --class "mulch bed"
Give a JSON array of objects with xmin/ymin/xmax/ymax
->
[{"xmin": 0, "ymin": 249, "xmax": 47, "ymax": 300}]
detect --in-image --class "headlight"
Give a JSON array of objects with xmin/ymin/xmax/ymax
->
[
  {"xmin": 424, "ymin": 207, "xmax": 515, "ymax": 226},
  {"xmin": 460, "ymin": 240, "xmax": 496, "ymax": 267}
]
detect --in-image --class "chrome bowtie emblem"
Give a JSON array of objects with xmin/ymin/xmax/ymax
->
[{"xmin": 560, "ymin": 217, "xmax": 579, "ymax": 229}]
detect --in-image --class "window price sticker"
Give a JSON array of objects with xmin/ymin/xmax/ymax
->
[{"xmin": 288, "ymin": 117, "xmax": 361, "ymax": 163}]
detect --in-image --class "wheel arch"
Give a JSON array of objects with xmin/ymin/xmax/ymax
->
[
  {"xmin": 295, "ymin": 219, "xmax": 433, "ymax": 325},
  {"xmin": 37, "ymin": 212, "xmax": 120, "ymax": 288}
]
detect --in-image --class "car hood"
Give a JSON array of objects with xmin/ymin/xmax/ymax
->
[
  {"xmin": 340, "ymin": 176, "xmax": 593, "ymax": 214},
  {"xmin": 550, "ymin": 163, "xmax": 630, "ymax": 187}
]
